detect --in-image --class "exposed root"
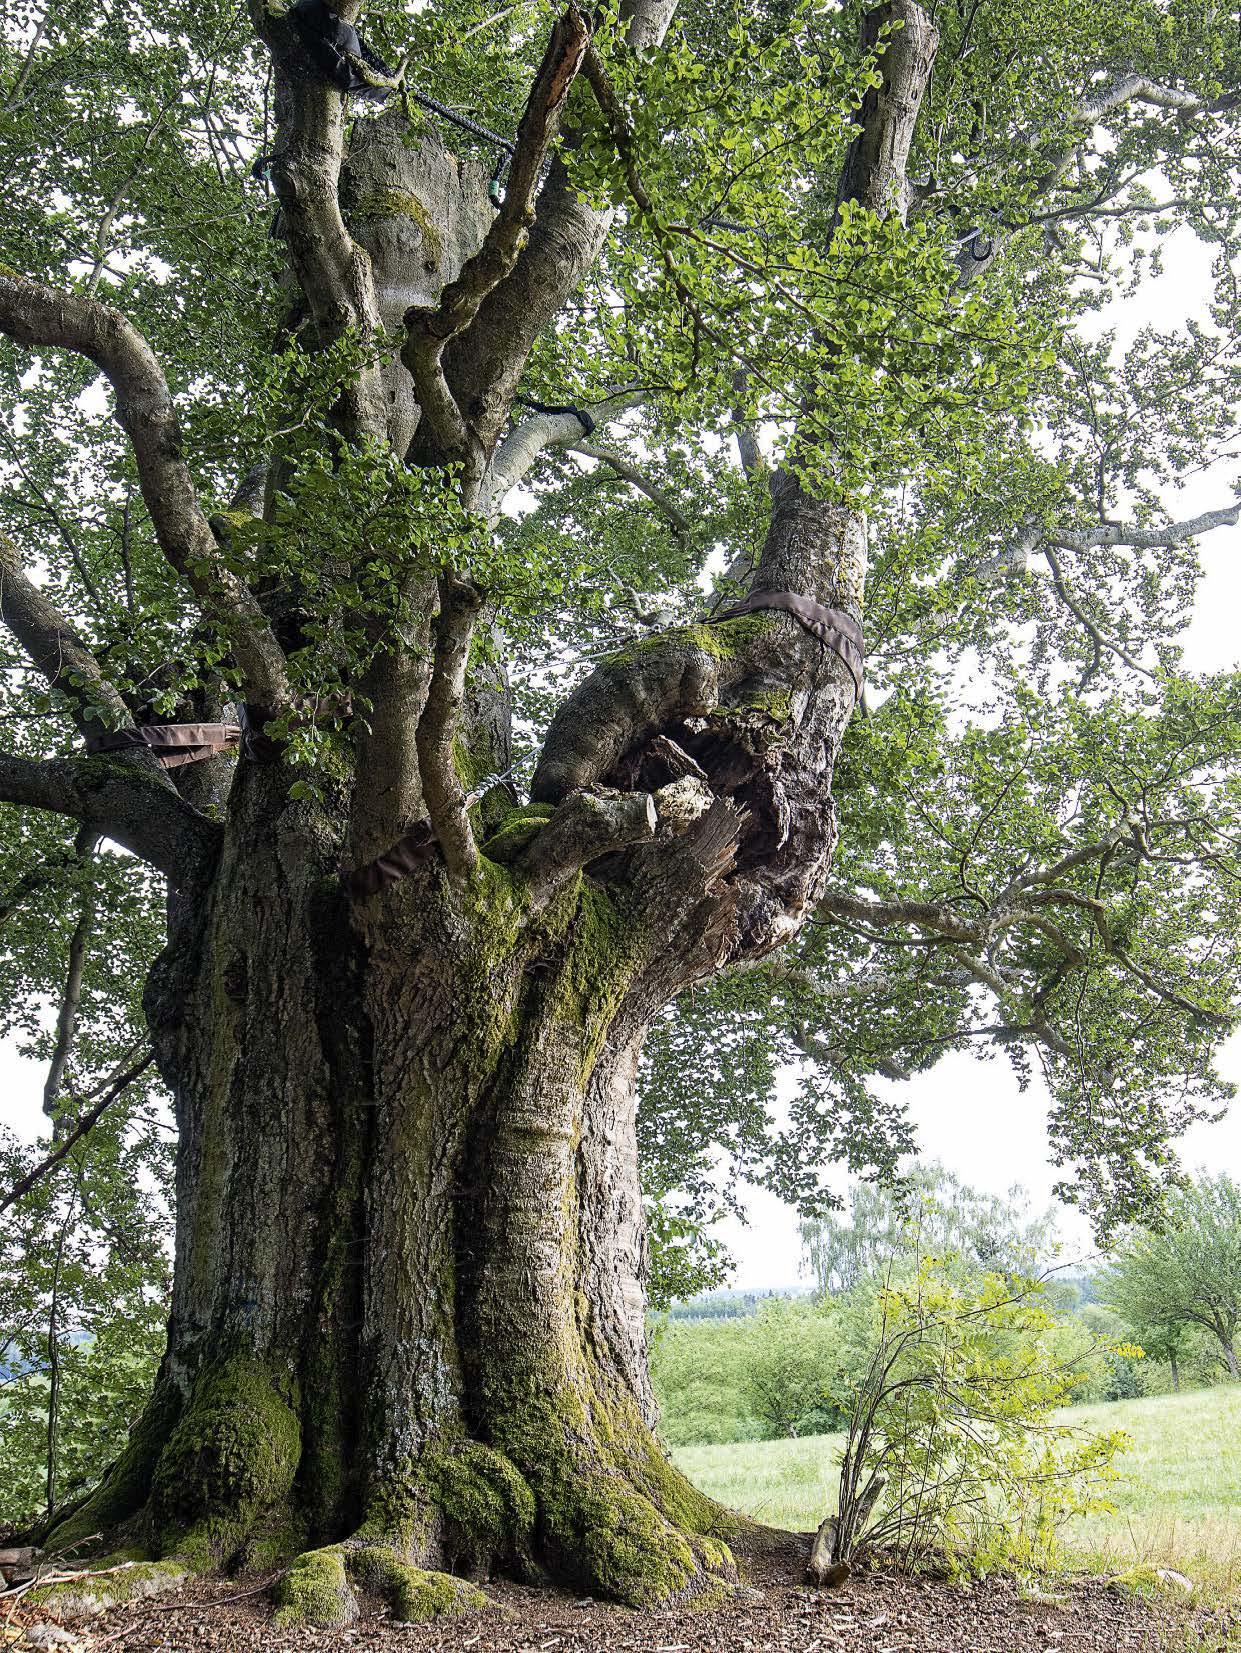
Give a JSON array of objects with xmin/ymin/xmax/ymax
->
[
  {"xmin": 151, "ymin": 1356, "xmax": 301, "ymax": 1570},
  {"xmin": 273, "ymin": 1545, "xmax": 355, "ymax": 1630},
  {"xmin": 21, "ymin": 1558, "xmax": 189, "ymax": 1621},
  {"xmin": 551, "ymin": 1471, "xmax": 738, "ymax": 1609},
  {"xmin": 273, "ymin": 1540, "xmax": 487, "ymax": 1629}
]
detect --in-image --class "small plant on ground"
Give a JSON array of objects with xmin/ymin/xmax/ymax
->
[{"xmin": 809, "ymin": 1259, "xmax": 1130, "ymax": 1584}]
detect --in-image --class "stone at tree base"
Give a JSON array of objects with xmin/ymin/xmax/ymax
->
[
  {"xmin": 0, "ymin": 1547, "xmax": 39, "ymax": 1585},
  {"xmin": 22, "ymin": 1560, "xmax": 188, "ymax": 1620}
]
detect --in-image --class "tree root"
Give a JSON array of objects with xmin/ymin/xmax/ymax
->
[
  {"xmin": 20, "ymin": 1557, "xmax": 189, "ymax": 1621},
  {"xmin": 273, "ymin": 1540, "xmax": 488, "ymax": 1629}
]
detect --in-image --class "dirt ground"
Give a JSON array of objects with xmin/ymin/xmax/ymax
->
[{"xmin": 6, "ymin": 1541, "xmax": 1236, "ymax": 1653}]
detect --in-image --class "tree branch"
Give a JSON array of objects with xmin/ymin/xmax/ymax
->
[
  {"xmin": 415, "ymin": 574, "xmax": 484, "ymax": 878},
  {"xmin": 437, "ymin": 0, "xmax": 679, "ymax": 466},
  {"xmin": 403, "ymin": 6, "xmax": 591, "ymax": 484},
  {"xmin": 0, "ymin": 751, "xmax": 220, "ymax": 878},
  {"xmin": 569, "ymin": 440, "xmax": 690, "ymax": 537},
  {"xmin": 1050, "ymin": 497, "xmax": 1241, "ymax": 552},
  {"xmin": 42, "ymin": 825, "xmax": 100, "ymax": 1120},
  {"xmin": 0, "ymin": 274, "xmax": 291, "ymax": 713},
  {"xmin": 250, "ymin": 2, "xmax": 392, "ymax": 441},
  {"xmin": 519, "ymin": 786, "xmax": 657, "ymax": 904},
  {"xmin": 482, "ymin": 387, "xmax": 645, "ymax": 518},
  {"xmin": 1040, "ymin": 541, "xmax": 1155, "ymax": 683},
  {"xmin": 0, "ymin": 533, "xmax": 132, "ymax": 738},
  {"xmin": 0, "ymin": 1052, "xmax": 155, "ymax": 1219},
  {"xmin": 835, "ymin": 0, "xmax": 940, "ymax": 221}
]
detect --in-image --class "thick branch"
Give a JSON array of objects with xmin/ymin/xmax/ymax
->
[
  {"xmin": 519, "ymin": 786, "xmax": 656, "ymax": 904},
  {"xmin": 403, "ymin": 7, "xmax": 591, "ymax": 480},
  {"xmin": 415, "ymin": 574, "xmax": 484, "ymax": 878},
  {"xmin": 1050, "ymin": 498, "xmax": 1241, "ymax": 552},
  {"xmin": 0, "ymin": 751, "xmax": 219, "ymax": 878},
  {"xmin": 0, "ymin": 534, "xmax": 131, "ymax": 738},
  {"xmin": 0, "ymin": 273, "xmax": 291, "ymax": 712},
  {"xmin": 482, "ymin": 388, "xmax": 645, "ymax": 518},
  {"xmin": 835, "ymin": 0, "xmax": 940, "ymax": 221},
  {"xmin": 817, "ymin": 887, "xmax": 982, "ymax": 943},
  {"xmin": 251, "ymin": 3, "xmax": 390, "ymax": 441}
]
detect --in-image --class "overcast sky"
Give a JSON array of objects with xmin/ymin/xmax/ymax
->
[{"xmin": 1, "ymin": 234, "xmax": 1238, "ymax": 1294}]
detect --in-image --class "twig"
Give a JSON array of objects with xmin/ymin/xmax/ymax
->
[{"xmin": 0, "ymin": 1053, "xmax": 156, "ymax": 1217}]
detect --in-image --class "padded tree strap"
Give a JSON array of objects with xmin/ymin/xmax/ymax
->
[
  {"xmin": 342, "ymin": 776, "xmax": 516, "ymax": 899},
  {"xmin": 85, "ymin": 722, "xmax": 242, "ymax": 769},
  {"xmin": 341, "ymin": 818, "xmax": 438, "ymax": 901},
  {"xmin": 710, "ymin": 589, "xmax": 864, "ymax": 700}
]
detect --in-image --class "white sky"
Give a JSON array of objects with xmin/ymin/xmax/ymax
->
[{"xmin": 1, "ymin": 236, "xmax": 1238, "ymax": 1293}]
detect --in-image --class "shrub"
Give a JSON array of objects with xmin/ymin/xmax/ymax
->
[{"xmin": 814, "ymin": 1260, "xmax": 1130, "ymax": 1582}]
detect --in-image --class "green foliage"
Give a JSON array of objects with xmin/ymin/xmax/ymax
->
[
  {"xmin": 1101, "ymin": 1174, "xmax": 1241, "ymax": 1378},
  {"xmin": 651, "ymin": 1315, "xmax": 769, "ymax": 1447},
  {"xmin": 741, "ymin": 1299, "xmax": 856, "ymax": 1438},
  {"xmin": 802, "ymin": 1163, "xmax": 1058, "ymax": 1296},
  {"xmin": 833, "ymin": 1259, "xmax": 1131, "ymax": 1578},
  {"xmin": 0, "ymin": 1106, "xmax": 170, "ymax": 1529}
]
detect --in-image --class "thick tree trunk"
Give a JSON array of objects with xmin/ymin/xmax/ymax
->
[
  {"xmin": 31, "ymin": 4, "xmax": 940, "ymax": 1623},
  {"xmin": 44, "ymin": 764, "xmax": 740, "ymax": 1620}
]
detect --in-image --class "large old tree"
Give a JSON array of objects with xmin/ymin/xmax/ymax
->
[{"xmin": 1, "ymin": 0, "xmax": 1240, "ymax": 1621}]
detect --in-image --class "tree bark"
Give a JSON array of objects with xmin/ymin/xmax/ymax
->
[
  {"xmin": 27, "ymin": 0, "xmax": 941, "ymax": 1621},
  {"xmin": 43, "ymin": 763, "xmax": 741, "ymax": 1614}
]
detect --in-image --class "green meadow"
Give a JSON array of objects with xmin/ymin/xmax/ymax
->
[{"xmin": 673, "ymin": 1386, "xmax": 1241, "ymax": 1588}]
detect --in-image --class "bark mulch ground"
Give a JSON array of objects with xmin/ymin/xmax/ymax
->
[{"xmin": 6, "ymin": 1542, "xmax": 1237, "ymax": 1653}]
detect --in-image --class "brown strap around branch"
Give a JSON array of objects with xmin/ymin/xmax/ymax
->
[
  {"xmin": 710, "ymin": 589, "xmax": 865, "ymax": 700},
  {"xmin": 341, "ymin": 818, "xmax": 438, "ymax": 900},
  {"xmin": 85, "ymin": 722, "xmax": 242, "ymax": 768}
]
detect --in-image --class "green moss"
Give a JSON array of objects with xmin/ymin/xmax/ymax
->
[
  {"xmin": 685, "ymin": 1573, "xmax": 737, "ymax": 1611},
  {"xmin": 240, "ymin": 1512, "xmax": 309, "ymax": 1571},
  {"xmin": 606, "ymin": 615, "xmax": 774, "ymax": 669},
  {"xmin": 563, "ymin": 881, "xmax": 645, "ymax": 1082},
  {"xmin": 573, "ymin": 1472, "xmax": 697, "ymax": 1607},
  {"xmin": 484, "ymin": 1371, "xmax": 723, "ymax": 1608},
  {"xmin": 26, "ymin": 1560, "xmax": 188, "ymax": 1617},
  {"xmin": 737, "ymin": 687, "xmax": 793, "ymax": 721},
  {"xmin": 350, "ymin": 188, "xmax": 442, "ymax": 262},
  {"xmin": 348, "ymin": 1545, "xmax": 487, "ymax": 1620},
  {"xmin": 273, "ymin": 1545, "xmax": 355, "ymax": 1629},
  {"xmin": 422, "ymin": 1439, "xmax": 536, "ymax": 1547},
  {"xmin": 626, "ymin": 1424, "xmax": 742, "ymax": 1543},
  {"xmin": 152, "ymin": 1356, "xmax": 300, "ymax": 1567},
  {"xmin": 45, "ymin": 1382, "xmax": 182, "ymax": 1553},
  {"xmin": 481, "ymin": 804, "xmax": 555, "ymax": 864}
]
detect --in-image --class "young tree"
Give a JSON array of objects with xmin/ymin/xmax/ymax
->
[
  {"xmin": 1, "ymin": 0, "xmax": 1239, "ymax": 1622},
  {"xmin": 1103, "ymin": 1174, "xmax": 1241, "ymax": 1380}
]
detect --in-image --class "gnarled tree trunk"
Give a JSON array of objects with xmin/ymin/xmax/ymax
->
[{"xmin": 23, "ymin": 0, "xmax": 940, "ymax": 1624}]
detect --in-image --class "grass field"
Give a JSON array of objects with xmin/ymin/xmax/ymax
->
[{"xmin": 673, "ymin": 1386, "xmax": 1241, "ymax": 1587}]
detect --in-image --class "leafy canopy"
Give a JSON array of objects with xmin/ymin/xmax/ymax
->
[{"xmin": 0, "ymin": 0, "xmax": 1239, "ymax": 1308}]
